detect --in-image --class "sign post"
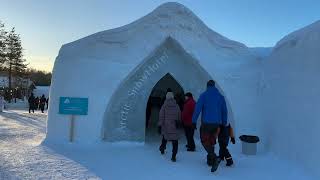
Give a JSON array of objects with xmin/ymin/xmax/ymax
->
[
  {"xmin": 59, "ymin": 97, "xmax": 88, "ymax": 142},
  {"xmin": 69, "ymin": 115, "xmax": 75, "ymax": 142}
]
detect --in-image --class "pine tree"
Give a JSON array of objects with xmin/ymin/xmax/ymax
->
[
  {"xmin": 0, "ymin": 21, "xmax": 7, "ymax": 65},
  {"xmin": 4, "ymin": 28, "xmax": 27, "ymax": 102}
]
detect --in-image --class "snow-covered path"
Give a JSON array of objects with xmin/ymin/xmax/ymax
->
[
  {"xmin": 0, "ymin": 110, "xmax": 316, "ymax": 180},
  {"xmin": 0, "ymin": 110, "xmax": 99, "ymax": 180}
]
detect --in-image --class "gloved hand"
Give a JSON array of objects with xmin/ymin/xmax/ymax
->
[
  {"xmin": 191, "ymin": 123, "xmax": 197, "ymax": 130},
  {"xmin": 157, "ymin": 126, "xmax": 162, "ymax": 135},
  {"xmin": 230, "ymin": 137, "xmax": 236, "ymax": 144}
]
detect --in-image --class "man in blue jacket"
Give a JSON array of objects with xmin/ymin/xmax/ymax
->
[{"xmin": 192, "ymin": 80, "xmax": 228, "ymax": 173}]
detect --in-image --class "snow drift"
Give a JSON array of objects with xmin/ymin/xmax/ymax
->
[{"xmin": 262, "ymin": 20, "xmax": 320, "ymax": 177}]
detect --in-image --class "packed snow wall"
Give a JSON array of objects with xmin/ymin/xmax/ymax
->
[
  {"xmin": 46, "ymin": 36, "xmax": 262, "ymax": 145},
  {"xmin": 262, "ymin": 21, "xmax": 320, "ymax": 177},
  {"xmin": 46, "ymin": 2, "xmax": 264, "ymax": 146}
]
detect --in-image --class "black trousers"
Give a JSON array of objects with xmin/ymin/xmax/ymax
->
[
  {"xmin": 159, "ymin": 136, "xmax": 178, "ymax": 156},
  {"xmin": 218, "ymin": 141, "xmax": 231, "ymax": 160},
  {"xmin": 218, "ymin": 125, "xmax": 232, "ymax": 160},
  {"xmin": 29, "ymin": 106, "xmax": 34, "ymax": 113},
  {"xmin": 40, "ymin": 104, "xmax": 45, "ymax": 113},
  {"xmin": 184, "ymin": 126, "xmax": 195, "ymax": 150}
]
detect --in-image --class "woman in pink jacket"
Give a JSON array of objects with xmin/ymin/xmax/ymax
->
[{"xmin": 158, "ymin": 89, "xmax": 181, "ymax": 162}]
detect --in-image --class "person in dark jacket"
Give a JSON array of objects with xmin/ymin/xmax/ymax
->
[
  {"xmin": 28, "ymin": 93, "xmax": 35, "ymax": 113},
  {"xmin": 40, "ymin": 94, "xmax": 46, "ymax": 113},
  {"xmin": 192, "ymin": 80, "xmax": 228, "ymax": 172},
  {"xmin": 182, "ymin": 92, "xmax": 196, "ymax": 151},
  {"xmin": 35, "ymin": 97, "xmax": 39, "ymax": 110},
  {"xmin": 158, "ymin": 88, "xmax": 181, "ymax": 162},
  {"xmin": 218, "ymin": 124, "xmax": 235, "ymax": 166}
]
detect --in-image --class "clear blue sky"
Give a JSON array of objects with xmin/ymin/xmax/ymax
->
[{"xmin": 1, "ymin": 0, "xmax": 319, "ymax": 72}]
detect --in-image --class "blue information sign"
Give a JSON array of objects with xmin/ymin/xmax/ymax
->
[{"xmin": 59, "ymin": 97, "xmax": 88, "ymax": 115}]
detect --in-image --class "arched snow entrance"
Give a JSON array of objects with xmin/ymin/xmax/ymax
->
[
  {"xmin": 102, "ymin": 37, "xmax": 235, "ymax": 142},
  {"xmin": 145, "ymin": 73, "xmax": 185, "ymax": 142}
]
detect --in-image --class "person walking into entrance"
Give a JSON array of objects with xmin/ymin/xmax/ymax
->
[
  {"xmin": 182, "ymin": 92, "xmax": 196, "ymax": 151},
  {"xmin": 218, "ymin": 124, "xmax": 235, "ymax": 166},
  {"xmin": 192, "ymin": 80, "xmax": 228, "ymax": 172},
  {"xmin": 28, "ymin": 93, "xmax": 36, "ymax": 113},
  {"xmin": 158, "ymin": 89, "xmax": 181, "ymax": 162},
  {"xmin": 40, "ymin": 94, "xmax": 46, "ymax": 113}
]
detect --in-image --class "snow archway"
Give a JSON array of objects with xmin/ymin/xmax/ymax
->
[
  {"xmin": 102, "ymin": 37, "xmax": 235, "ymax": 142},
  {"xmin": 145, "ymin": 73, "xmax": 185, "ymax": 141}
]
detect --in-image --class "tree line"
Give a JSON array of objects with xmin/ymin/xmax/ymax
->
[{"xmin": 0, "ymin": 21, "xmax": 51, "ymax": 102}]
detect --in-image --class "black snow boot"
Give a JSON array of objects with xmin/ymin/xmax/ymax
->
[
  {"xmin": 211, "ymin": 157, "xmax": 221, "ymax": 172},
  {"xmin": 171, "ymin": 154, "xmax": 176, "ymax": 162},
  {"xmin": 160, "ymin": 149, "xmax": 165, "ymax": 154},
  {"xmin": 226, "ymin": 157, "xmax": 234, "ymax": 167},
  {"xmin": 207, "ymin": 155, "xmax": 213, "ymax": 166},
  {"xmin": 159, "ymin": 147, "xmax": 165, "ymax": 155}
]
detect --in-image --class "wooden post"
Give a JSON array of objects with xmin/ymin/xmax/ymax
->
[{"xmin": 69, "ymin": 115, "xmax": 75, "ymax": 142}]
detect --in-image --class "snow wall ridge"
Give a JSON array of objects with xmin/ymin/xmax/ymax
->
[
  {"xmin": 57, "ymin": 2, "xmax": 247, "ymax": 58},
  {"xmin": 274, "ymin": 20, "xmax": 320, "ymax": 51}
]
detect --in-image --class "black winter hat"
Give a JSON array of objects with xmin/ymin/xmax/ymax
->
[
  {"xmin": 185, "ymin": 92, "xmax": 193, "ymax": 98},
  {"xmin": 207, "ymin": 80, "xmax": 215, "ymax": 87},
  {"xmin": 166, "ymin": 88, "xmax": 172, "ymax": 92}
]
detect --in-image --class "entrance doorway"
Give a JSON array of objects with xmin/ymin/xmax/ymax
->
[{"xmin": 145, "ymin": 73, "xmax": 185, "ymax": 142}]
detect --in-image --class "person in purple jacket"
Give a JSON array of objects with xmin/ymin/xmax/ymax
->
[{"xmin": 192, "ymin": 80, "xmax": 228, "ymax": 173}]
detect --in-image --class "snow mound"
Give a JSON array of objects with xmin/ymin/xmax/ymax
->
[
  {"xmin": 58, "ymin": 2, "xmax": 247, "ymax": 61},
  {"xmin": 262, "ymin": 19, "xmax": 320, "ymax": 178},
  {"xmin": 274, "ymin": 20, "xmax": 320, "ymax": 52},
  {"xmin": 249, "ymin": 47, "xmax": 272, "ymax": 59}
]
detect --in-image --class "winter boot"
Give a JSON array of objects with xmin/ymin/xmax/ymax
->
[
  {"xmin": 226, "ymin": 157, "xmax": 233, "ymax": 167},
  {"xmin": 207, "ymin": 155, "xmax": 213, "ymax": 166},
  {"xmin": 159, "ymin": 146, "xmax": 165, "ymax": 155},
  {"xmin": 211, "ymin": 157, "xmax": 221, "ymax": 173},
  {"xmin": 171, "ymin": 154, "xmax": 176, "ymax": 162},
  {"xmin": 160, "ymin": 149, "xmax": 165, "ymax": 154}
]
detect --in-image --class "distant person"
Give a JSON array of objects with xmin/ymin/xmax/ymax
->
[
  {"xmin": 46, "ymin": 97, "xmax": 49, "ymax": 109},
  {"xmin": 35, "ymin": 96, "xmax": 39, "ymax": 110},
  {"xmin": 182, "ymin": 92, "xmax": 196, "ymax": 151},
  {"xmin": 218, "ymin": 124, "xmax": 235, "ymax": 167},
  {"xmin": 0, "ymin": 96, "xmax": 4, "ymax": 112},
  {"xmin": 158, "ymin": 88, "xmax": 181, "ymax": 162},
  {"xmin": 28, "ymin": 93, "xmax": 36, "ymax": 113},
  {"xmin": 40, "ymin": 95, "xmax": 46, "ymax": 113},
  {"xmin": 192, "ymin": 80, "xmax": 228, "ymax": 172}
]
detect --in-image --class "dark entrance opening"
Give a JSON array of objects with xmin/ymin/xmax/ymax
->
[{"xmin": 145, "ymin": 73, "xmax": 185, "ymax": 142}]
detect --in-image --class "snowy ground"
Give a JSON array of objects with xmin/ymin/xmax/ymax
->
[{"xmin": 0, "ymin": 109, "xmax": 316, "ymax": 180}]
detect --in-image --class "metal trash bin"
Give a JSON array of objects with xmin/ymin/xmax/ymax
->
[{"xmin": 239, "ymin": 135, "xmax": 260, "ymax": 155}]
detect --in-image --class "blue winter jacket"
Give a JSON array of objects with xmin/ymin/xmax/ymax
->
[{"xmin": 192, "ymin": 86, "xmax": 228, "ymax": 126}]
